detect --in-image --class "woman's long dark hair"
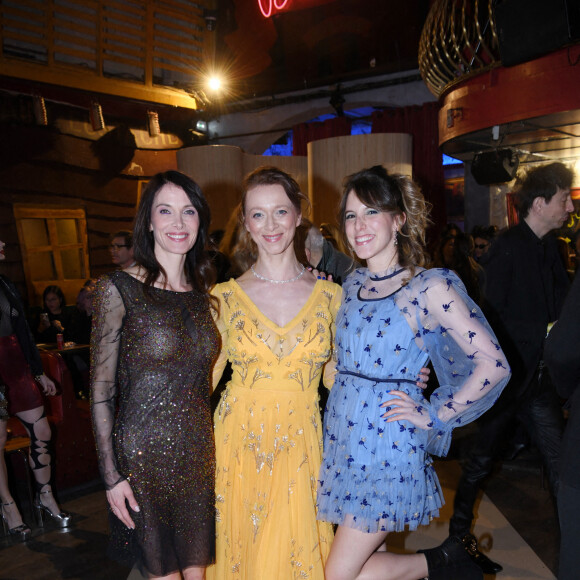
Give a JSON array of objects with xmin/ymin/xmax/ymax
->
[{"xmin": 132, "ymin": 170, "xmax": 216, "ymax": 299}]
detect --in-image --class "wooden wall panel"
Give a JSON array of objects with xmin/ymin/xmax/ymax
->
[{"xmin": 0, "ymin": 129, "xmax": 178, "ymax": 305}]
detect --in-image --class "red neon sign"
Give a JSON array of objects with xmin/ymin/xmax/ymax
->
[{"xmin": 258, "ymin": 0, "xmax": 289, "ymax": 18}]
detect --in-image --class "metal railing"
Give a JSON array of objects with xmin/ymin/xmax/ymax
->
[{"xmin": 419, "ymin": 0, "xmax": 501, "ymax": 98}]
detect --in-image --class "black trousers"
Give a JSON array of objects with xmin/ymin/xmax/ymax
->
[
  {"xmin": 558, "ymin": 481, "xmax": 580, "ymax": 580},
  {"xmin": 449, "ymin": 366, "xmax": 563, "ymax": 537}
]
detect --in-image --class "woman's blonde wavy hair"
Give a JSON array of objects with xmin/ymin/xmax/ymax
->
[{"xmin": 339, "ymin": 165, "xmax": 432, "ymax": 280}]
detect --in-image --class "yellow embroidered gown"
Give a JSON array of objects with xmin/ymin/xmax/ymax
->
[{"xmin": 207, "ymin": 279, "xmax": 342, "ymax": 580}]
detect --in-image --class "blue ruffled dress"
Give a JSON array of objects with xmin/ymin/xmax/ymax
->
[{"xmin": 317, "ymin": 268, "xmax": 510, "ymax": 533}]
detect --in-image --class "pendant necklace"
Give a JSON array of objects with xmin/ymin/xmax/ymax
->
[{"xmin": 251, "ymin": 264, "xmax": 306, "ymax": 284}]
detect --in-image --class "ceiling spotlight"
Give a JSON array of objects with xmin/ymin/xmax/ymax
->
[
  {"xmin": 90, "ymin": 100, "xmax": 105, "ymax": 131},
  {"xmin": 147, "ymin": 111, "xmax": 160, "ymax": 137},
  {"xmin": 208, "ymin": 77, "xmax": 222, "ymax": 92}
]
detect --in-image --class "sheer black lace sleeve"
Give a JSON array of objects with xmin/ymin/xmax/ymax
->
[{"xmin": 90, "ymin": 275, "xmax": 126, "ymax": 490}]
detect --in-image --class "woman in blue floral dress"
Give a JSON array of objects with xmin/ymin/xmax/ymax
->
[{"xmin": 317, "ymin": 166, "xmax": 511, "ymax": 580}]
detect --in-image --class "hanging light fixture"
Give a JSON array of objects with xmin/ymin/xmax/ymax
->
[
  {"xmin": 147, "ymin": 110, "xmax": 160, "ymax": 137},
  {"xmin": 203, "ymin": 8, "xmax": 217, "ymax": 31}
]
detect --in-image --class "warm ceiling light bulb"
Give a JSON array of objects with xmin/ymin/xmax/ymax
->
[{"xmin": 208, "ymin": 77, "xmax": 222, "ymax": 91}]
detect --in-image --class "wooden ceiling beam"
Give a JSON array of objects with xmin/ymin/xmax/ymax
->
[{"xmin": 1, "ymin": 60, "xmax": 198, "ymax": 110}]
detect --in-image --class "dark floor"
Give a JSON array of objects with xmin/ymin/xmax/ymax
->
[
  {"xmin": 449, "ymin": 423, "xmax": 560, "ymax": 576},
  {"xmin": 0, "ymin": 435, "xmax": 559, "ymax": 580},
  {"xmin": 0, "ymin": 479, "xmax": 131, "ymax": 580},
  {"xmin": 483, "ymin": 451, "xmax": 559, "ymax": 574}
]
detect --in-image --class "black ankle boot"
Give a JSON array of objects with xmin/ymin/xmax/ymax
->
[
  {"xmin": 460, "ymin": 533, "xmax": 503, "ymax": 574},
  {"xmin": 418, "ymin": 536, "xmax": 483, "ymax": 580}
]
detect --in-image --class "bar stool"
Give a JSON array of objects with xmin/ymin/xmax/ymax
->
[{"xmin": 3, "ymin": 436, "xmax": 35, "ymax": 525}]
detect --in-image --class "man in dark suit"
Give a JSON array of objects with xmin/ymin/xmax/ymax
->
[
  {"xmin": 545, "ymin": 272, "xmax": 580, "ymax": 580},
  {"xmin": 448, "ymin": 162, "xmax": 574, "ymax": 574}
]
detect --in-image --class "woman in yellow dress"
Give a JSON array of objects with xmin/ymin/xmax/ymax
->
[{"xmin": 207, "ymin": 166, "xmax": 342, "ymax": 580}]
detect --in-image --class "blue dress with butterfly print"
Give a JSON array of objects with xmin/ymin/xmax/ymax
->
[{"xmin": 317, "ymin": 268, "xmax": 510, "ymax": 533}]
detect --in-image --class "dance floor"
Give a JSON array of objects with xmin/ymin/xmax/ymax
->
[{"xmin": 0, "ymin": 449, "xmax": 558, "ymax": 580}]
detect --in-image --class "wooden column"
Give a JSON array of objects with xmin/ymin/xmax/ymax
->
[
  {"xmin": 177, "ymin": 145, "xmax": 308, "ymax": 230},
  {"xmin": 307, "ymin": 133, "xmax": 413, "ymax": 226}
]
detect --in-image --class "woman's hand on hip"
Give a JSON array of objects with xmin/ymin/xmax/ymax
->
[{"xmin": 380, "ymin": 390, "xmax": 432, "ymax": 430}]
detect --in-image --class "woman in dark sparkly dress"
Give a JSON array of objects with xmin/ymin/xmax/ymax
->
[{"xmin": 90, "ymin": 171, "xmax": 219, "ymax": 579}]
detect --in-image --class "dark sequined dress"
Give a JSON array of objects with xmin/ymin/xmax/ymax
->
[{"xmin": 90, "ymin": 271, "xmax": 219, "ymax": 576}]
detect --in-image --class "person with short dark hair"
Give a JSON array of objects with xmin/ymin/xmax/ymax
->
[
  {"xmin": 471, "ymin": 225, "xmax": 497, "ymax": 262},
  {"xmin": 447, "ymin": 161, "xmax": 574, "ymax": 574},
  {"xmin": 109, "ymin": 230, "xmax": 135, "ymax": 269},
  {"xmin": 91, "ymin": 171, "xmax": 219, "ymax": 579}
]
